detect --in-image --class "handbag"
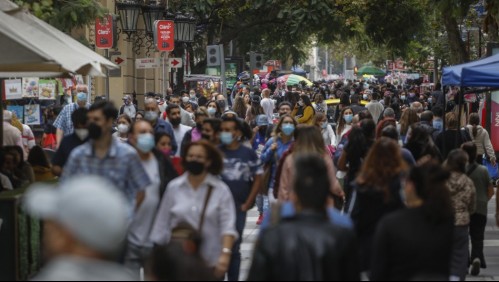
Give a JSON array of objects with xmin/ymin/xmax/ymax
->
[
  {"xmin": 171, "ymin": 185, "xmax": 213, "ymax": 240},
  {"xmin": 483, "ymin": 158, "xmax": 499, "ymax": 180}
]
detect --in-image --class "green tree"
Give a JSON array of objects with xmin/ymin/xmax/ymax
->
[{"xmin": 14, "ymin": 0, "xmax": 107, "ymax": 33}]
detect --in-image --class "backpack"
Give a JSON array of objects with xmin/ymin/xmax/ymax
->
[{"xmin": 334, "ymin": 131, "xmax": 350, "ymax": 167}]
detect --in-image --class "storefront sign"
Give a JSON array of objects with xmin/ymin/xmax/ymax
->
[
  {"xmin": 95, "ymin": 15, "xmax": 115, "ymax": 49},
  {"xmin": 492, "ymin": 91, "xmax": 499, "ymax": 151},
  {"xmin": 154, "ymin": 20, "xmax": 174, "ymax": 52}
]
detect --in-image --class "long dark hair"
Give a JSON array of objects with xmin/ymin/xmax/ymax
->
[
  {"xmin": 469, "ymin": 113, "xmax": 480, "ymax": 138},
  {"xmin": 409, "ymin": 162, "xmax": 453, "ymax": 223},
  {"xmin": 27, "ymin": 146, "xmax": 51, "ymax": 168}
]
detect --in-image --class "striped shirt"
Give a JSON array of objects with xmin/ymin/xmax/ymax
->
[{"xmin": 53, "ymin": 103, "xmax": 90, "ymax": 136}]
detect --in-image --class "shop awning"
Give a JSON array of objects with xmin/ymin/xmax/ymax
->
[{"xmin": 442, "ymin": 53, "xmax": 499, "ymax": 86}]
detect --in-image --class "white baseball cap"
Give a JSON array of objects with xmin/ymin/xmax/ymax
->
[
  {"xmin": 23, "ymin": 176, "xmax": 129, "ymax": 254},
  {"xmin": 3, "ymin": 110, "xmax": 12, "ymax": 121}
]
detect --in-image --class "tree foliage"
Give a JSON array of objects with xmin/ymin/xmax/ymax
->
[{"xmin": 14, "ymin": 0, "xmax": 107, "ymax": 33}]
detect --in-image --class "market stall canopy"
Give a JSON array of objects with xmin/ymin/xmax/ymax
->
[
  {"xmin": 277, "ymin": 74, "xmax": 313, "ymax": 86},
  {"xmin": 461, "ymin": 62, "xmax": 499, "ymax": 87},
  {"xmin": 442, "ymin": 53, "xmax": 499, "ymax": 86},
  {"xmin": 291, "ymin": 66, "xmax": 307, "ymax": 76},
  {"xmin": 0, "ymin": 2, "xmax": 117, "ymax": 77},
  {"xmin": 357, "ymin": 65, "xmax": 385, "ymax": 76}
]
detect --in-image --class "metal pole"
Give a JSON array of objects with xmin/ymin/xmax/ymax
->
[
  {"xmin": 105, "ymin": 49, "xmax": 110, "ymax": 101},
  {"xmin": 220, "ymin": 44, "xmax": 226, "ymax": 97}
]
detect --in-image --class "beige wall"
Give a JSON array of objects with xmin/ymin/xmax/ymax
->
[{"xmin": 87, "ymin": 0, "xmax": 164, "ymax": 110}]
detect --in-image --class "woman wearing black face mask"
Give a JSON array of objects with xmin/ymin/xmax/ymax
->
[{"xmin": 150, "ymin": 140, "xmax": 238, "ymax": 279}]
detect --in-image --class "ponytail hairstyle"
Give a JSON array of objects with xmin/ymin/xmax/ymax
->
[
  {"xmin": 469, "ymin": 113, "xmax": 480, "ymax": 139},
  {"xmin": 409, "ymin": 162, "xmax": 453, "ymax": 224}
]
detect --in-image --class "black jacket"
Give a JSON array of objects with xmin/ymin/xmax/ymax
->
[
  {"xmin": 152, "ymin": 149, "xmax": 179, "ymax": 198},
  {"xmin": 247, "ymin": 212, "xmax": 360, "ymax": 281}
]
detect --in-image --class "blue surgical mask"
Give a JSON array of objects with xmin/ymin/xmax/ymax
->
[
  {"xmin": 220, "ymin": 132, "xmax": 234, "ymax": 145},
  {"xmin": 144, "ymin": 111, "xmax": 158, "ymax": 122},
  {"xmin": 136, "ymin": 133, "xmax": 155, "ymax": 153},
  {"xmin": 207, "ymin": 108, "xmax": 217, "ymax": 116},
  {"xmin": 282, "ymin": 124, "xmax": 295, "ymax": 136},
  {"xmin": 344, "ymin": 114, "xmax": 353, "ymax": 124},
  {"xmin": 321, "ymin": 122, "xmax": 328, "ymax": 129}
]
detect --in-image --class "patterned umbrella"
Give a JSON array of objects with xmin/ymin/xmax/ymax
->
[{"xmin": 277, "ymin": 74, "xmax": 313, "ymax": 86}]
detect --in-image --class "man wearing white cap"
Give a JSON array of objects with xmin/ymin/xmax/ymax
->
[
  {"xmin": 24, "ymin": 176, "xmax": 135, "ymax": 281},
  {"xmin": 53, "ymin": 86, "xmax": 91, "ymax": 148},
  {"xmin": 2, "ymin": 110, "xmax": 23, "ymax": 148}
]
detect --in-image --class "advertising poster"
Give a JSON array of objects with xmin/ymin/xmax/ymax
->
[
  {"xmin": 38, "ymin": 79, "xmax": 57, "ymax": 100},
  {"xmin": 24, "ymin": 104, "xmax": 41, "ymax": 125},
  {"xmin": 7, "ymin": 105, "xmax": 24, "ymax": 122},
  {"xmin": 3, "ymin": 79, "xmax": 22, "ymax": 100},
  {"xmin": 22, "ymin": 77, "xmax": 39, "ymax": 98},
  {"xmin": 491, "ymin": 91, "xmax": 499, "ymax": 151}
]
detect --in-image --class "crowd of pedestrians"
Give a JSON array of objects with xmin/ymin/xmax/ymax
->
[{"xmin": 2, "ymin": 78, "xmax": 498, "ymax": 281}]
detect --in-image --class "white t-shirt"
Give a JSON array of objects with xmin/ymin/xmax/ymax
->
[
  {"xmin": 173, "ymin": 124, "xmax": 191, "ymax": 156},
  {"xmin": 261, "ymin": 98, "xmax": 275, "ymax": 123},
  {"xmin": 128, "ymin": 156, "xmax": 160, "ymax": 247}
]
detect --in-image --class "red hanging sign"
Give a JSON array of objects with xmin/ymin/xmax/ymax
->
[
  {"xmin": 95, "ymin": 15, "xmax": 114, "ymax": 49},
  {"xmin": 491, "ymin": 92, "xmax": 499, "ymax": 151},
  {"xmin": 154, "ymin": 20, "xmax": 174, "ymax": 52}
]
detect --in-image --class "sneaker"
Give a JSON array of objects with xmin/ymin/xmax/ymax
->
[
  {"xmin": 471, "ymin": 258, "xmax": 481, "ymax": 276},
  {"xmin": 256, "ymin": 214, "xmax": 264, "ymax": 225}
]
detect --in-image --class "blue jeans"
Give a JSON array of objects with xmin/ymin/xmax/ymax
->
[
  {"xmin": 228, "ymin": 209, "xmax": 247, "ymax": 281},
  {"xmin": 256, "ymin": 194, "xmax": 269, "ymax": 214}
]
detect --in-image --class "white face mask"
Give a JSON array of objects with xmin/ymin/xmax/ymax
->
[
  {"xmin": 75, "ymin": 129, "xmax": 89, "ymax": 141},
  {"xmin": 182, "ymin": 97, "xmax": 190, "ymax": 103},
  {"xmin": 117, "ymin": 124, "xmax": 129, "ymax": 134}
]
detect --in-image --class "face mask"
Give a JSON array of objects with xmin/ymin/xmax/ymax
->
[
  {"xmin": 298, "ymin": 101, "xmax": 304, "ymax": 107},
  {"xmin": 217, "ymin": 100, "xmax": 226, "ymax": 110},
  {"xmin": 350, "ymin": 91, "xmax": 355, "ymax": 95},
  {"xmin": 136, "ymin": 133, "xmax": 155, "ymax": 153},
  {"xmin": 344, "ymin": 114, "xmax": 353, "ymax": 124},
  {"xmin": 363, "ymin": 95, "xmax": 368, "ymax": 100},
  {"xmin": 190, "ymin": 93, "xmax": 196, "ymax": 98},
  {"xmin": 401, "ymin": 96, "xmax": 406, "ymax": 101},
  {"xmin": 161, "ymin": 148, "xmax": 171, "ymax": 157},
  {"xmin": 170, "ymin": 118, "xmax": 181, "ymax": 127},
  {"xmin": 75, "ymin": 129, "xmax": 89, "ymax": 141},
  {"xmin": 207, "ymin": 108, "xmax": 217, "ymax": 116},
  {"xmin": 88, "ymin": 123, "xmax": 103, "ymax": 140},
  {"xmin": 321, "ymin": 122, "xmax": 328, "ymax": 129},
  {"xmin": 117, "ymin": 124, "xmax": 129, "ymax": 134},
  {"xmin": 145, "ymin": 111, "xmax": 159, "ymax": 122},
  {"xmin": 220, "ymin": 132, "xmax": 234, "ymax": 145},
  {"xmin": 182, "ymin": 97, "xmax": 190, "ymax": 103},
  {"xmin": 184, "ymin": 161, "xmax": 205, "ymax": 176},
  {"xmin": 428, "ymin": 98, "xmax": 433, "ymax": 104},
  {"xmin": 196, "ymin": 123, "xmax": 203, "ymax": 130},
  {"xmin": 282, "ymin": 124, "xmax": 295, "ymax": 136}
]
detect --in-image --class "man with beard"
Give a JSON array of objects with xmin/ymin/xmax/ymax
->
[{"xmin": 166, "ymin": 104, "xmax": 192, "ymax": 157}]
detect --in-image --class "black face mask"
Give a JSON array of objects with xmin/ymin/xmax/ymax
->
[
  {"xmin": 184, "ymin": 161, "xmax": 205, "ymax": 175},
  {"xmin": 88, "ymin": 123, "xmax": 102, "ymax": 140},
  {"xmin": 201, "ymin": 134, "xmax": 211, "ymax": 141},
  {"xmin": 170, "ymin": 118, "xmax": 181, "ymax": 127},
  {"xmin": 217, "ymin": 100, "xmax": 226, "ymax": 110}
]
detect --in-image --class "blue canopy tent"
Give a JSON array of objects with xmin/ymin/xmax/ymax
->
[
  {"xmin": 461, "ymin": 62, "xmax": 499, "ymax": 87},
  {"xmin": 291, "ymin": 66, "xmax": 307, "ymax": 76},
  {"xmin": 442, "ymin": 53, "xmax": 499, "ymax": 86},
  {"xmin": 442, "ymin": 54, "xmax": 499, "ymax": 155}
]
